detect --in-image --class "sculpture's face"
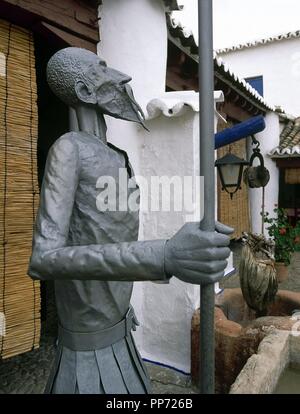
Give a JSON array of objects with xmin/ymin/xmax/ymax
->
[{"xmin": 80, "ymin": 59, "xmax": 147, "ymax": 129}]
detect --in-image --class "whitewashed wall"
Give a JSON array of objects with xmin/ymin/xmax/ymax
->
[
  {"xmin": 98, "ymin": 0, "xmax": 233, "ymax": 373},
  {"xmin": 247, "ymin": 112, "xmax": 280, "ymax": 234},
  {"xmin": 137, "ymin": 99, "xmax": 201, "ymax": 373},
  {"xmin": 98, "ymin": 0, "xmax": 167, "ymax": 174},
  {"xmin": 219, "ymin": 38, "xmax": 300, "ymax": 116},
  {"xmin": 132, "ymin": 92, "xmax": 233, "ymax": 373}
]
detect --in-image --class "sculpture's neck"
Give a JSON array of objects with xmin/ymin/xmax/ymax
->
[{"xmin": 72, "ymin": 106, "xmax": 107, "ymax": 144}]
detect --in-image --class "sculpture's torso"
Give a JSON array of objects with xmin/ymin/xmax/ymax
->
[{"xmin": 54, "ymin": 132, "xmax": 140, "ymax": 333}]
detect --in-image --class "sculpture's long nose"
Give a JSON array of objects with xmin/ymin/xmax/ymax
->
[{"xmin": 108, "ymin": 68, "xmax": 132, "ymax": 85}]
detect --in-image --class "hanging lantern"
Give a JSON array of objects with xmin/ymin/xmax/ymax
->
[{"xmin": 215, "ymin": 153, "xmax": 249, "ymax": 199}]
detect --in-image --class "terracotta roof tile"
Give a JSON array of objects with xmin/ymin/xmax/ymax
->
[
  {"xmin": 270, "ymin": 117, "xmax": 300, "ymax": 157},
  {"xmin": 167, "ymin": 15, "xmax": 276, "ymax": 112},
  {"xmin": 216, "ymin": 30, "xmax": 300, "ymax": 55}
]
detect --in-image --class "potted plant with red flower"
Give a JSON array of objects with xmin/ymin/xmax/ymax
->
[{"xmin": 262, "ymin": 207, "xmax": 300, "ymax": 282}]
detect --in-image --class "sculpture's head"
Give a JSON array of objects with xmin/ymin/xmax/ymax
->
[{"xmin": 47, "ymin": 47, "xmax": 146, "ymax": 128}]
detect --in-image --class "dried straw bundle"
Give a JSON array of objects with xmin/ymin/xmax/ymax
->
[
  {"xmin": 239, "ymin": 233, "xmax": 278, "ymax": 314},
  {"xmin": 0, "ymin": 18, "xmax": 41, "ymax": 359}
]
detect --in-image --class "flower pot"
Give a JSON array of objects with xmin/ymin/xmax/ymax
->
[{"xmin": 275, "ymin": 262, "xmax": 289, "ymax": 283}]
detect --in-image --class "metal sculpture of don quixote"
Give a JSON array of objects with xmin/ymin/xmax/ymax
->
[{"xmin": 28, "ymin": 47, "xmax": 232, "ymax": 394}]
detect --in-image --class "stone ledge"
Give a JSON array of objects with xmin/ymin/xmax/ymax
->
[{"xmin": 229, "ymin": 330, "xmax": 291, "ymax": 394}]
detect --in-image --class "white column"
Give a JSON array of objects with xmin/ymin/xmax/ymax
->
[{"xmin": 98, "ymin": 0, "xmax": 167, "ymax": 174}]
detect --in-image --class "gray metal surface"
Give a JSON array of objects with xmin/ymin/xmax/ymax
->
[{"xmin": 198, "ymin": 0, "xmax": 216, "ymax": 394}]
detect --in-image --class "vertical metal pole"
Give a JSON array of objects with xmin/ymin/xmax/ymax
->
[{"xmin": 198, "ymin": 0, "xmax": 215, "ymax": 394}]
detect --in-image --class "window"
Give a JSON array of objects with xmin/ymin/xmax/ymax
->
[{"xmin": 245, "ymin": 75, "xmax": 264, "ymax": 97}]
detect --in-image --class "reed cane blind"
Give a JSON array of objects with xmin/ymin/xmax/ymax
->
[
  {"xmin": 285, "ymin": 168, "xmax": 300, "ymax": 185},
  {"xmin": 0, "ymin": 18, "xmax": 41, "ymax": 359},
  {"xmin": 217, "ymin": 121, "xmax": 251, "ymax": 239}
]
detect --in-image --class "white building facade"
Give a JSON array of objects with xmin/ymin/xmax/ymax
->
[
  {"xmin": 217, "ymin": 33, "xmax": 300, "ymax": 117},
  {"xmin": 216, "ymin": 32, "xmax": 300, "ymax": 229}
]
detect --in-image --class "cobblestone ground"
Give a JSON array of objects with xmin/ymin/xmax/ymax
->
[
  {"xmin": 1, "ymin": 244, "xmax": 299, "ymax": 394},
  {"xmin": 0, "ymin": 282, "xmax": 57, "ymax": 394},
  {"xmin": 0, "ymin": 329, "xmax": 196, "ymax": 394},
  {"xmin": 0, "ymin": 329, "xmax": 55, "ymax": 394}
]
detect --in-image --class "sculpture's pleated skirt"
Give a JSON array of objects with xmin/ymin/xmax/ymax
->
[{"xmin": 45, "ymin": 334, "xmax": 151, "ymax": 394}]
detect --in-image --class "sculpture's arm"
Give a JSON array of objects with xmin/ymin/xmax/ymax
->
[{"xmin": 28, "ymin": 135, "xmax": 167, "ymax": 282}]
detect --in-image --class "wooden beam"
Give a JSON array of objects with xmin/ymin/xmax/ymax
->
[
  {"xmin": 166, "ymin": 67, "xmax": 198, "ymax": 91},
  {"xmin": 0, "ymin": 0, "xmax": 99, "ymax": 43},
  {"xmin": 222, "ymin": 101, "xmax": 252, "ymax": 122},
  {"xmin": 275, "ymin": 158, "xmax": 300, "ymax": 168},
  {"xmin": 214, "ymin": 72, "xmax": 267, "ymax": 116},
  {"xmin": 36, "ymin": 22, "xmax": 97, "ymax": 52}
]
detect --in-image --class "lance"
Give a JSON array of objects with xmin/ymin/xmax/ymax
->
[{"xmin": 198, "ymin": 0, "xmax": 216, "ymax": 394}]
